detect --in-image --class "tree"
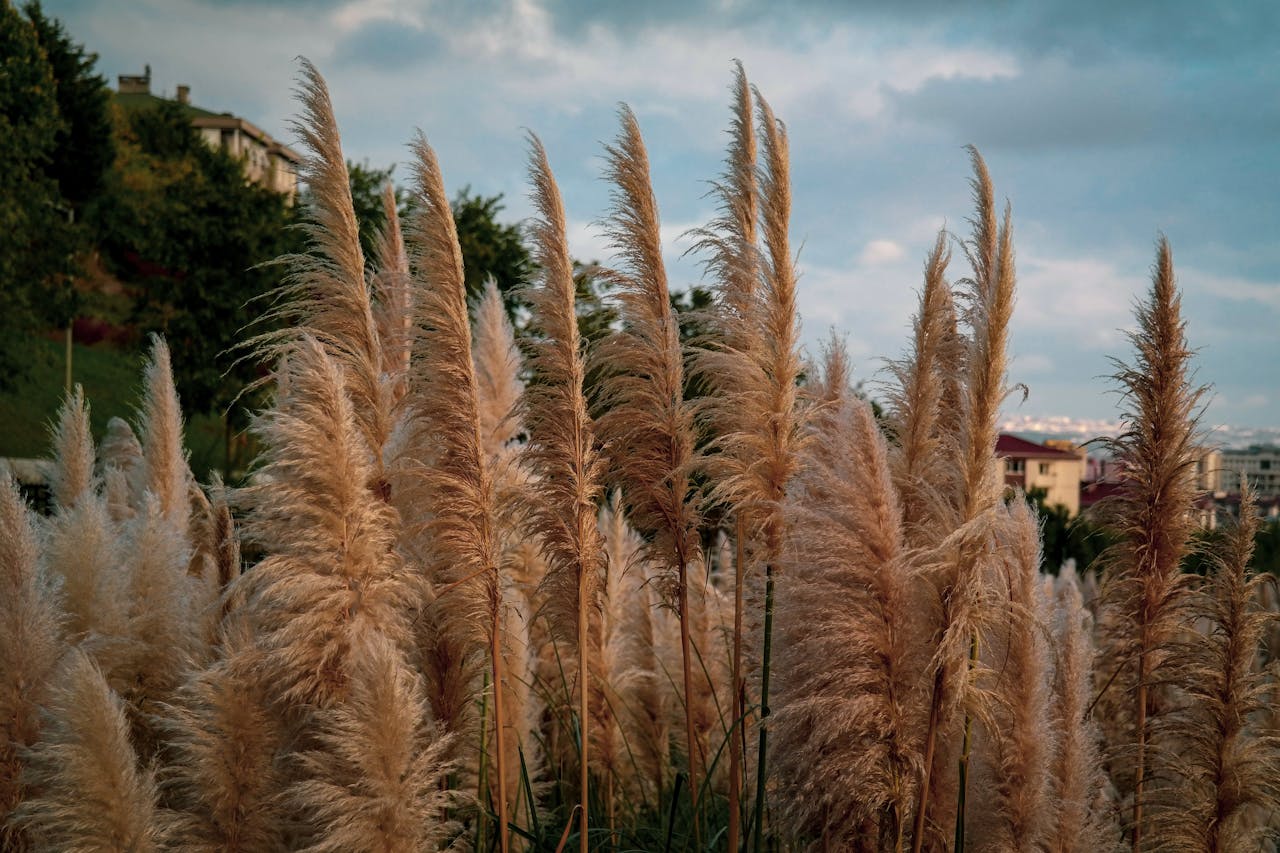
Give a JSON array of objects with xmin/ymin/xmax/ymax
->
[
  {"xmin": 23, "ymin": 2, "xmax": 116, "ymax": 362},
  {"xmin": 341, "ymin": 159, "xmax": 398, "ymax": 264},
  {"xmin": 92, "ymin": 99, "xmax": 300, "ymax": 474},
  {"xmin": 0, "ymin": 2, "xmax": 64, "ymax": 390},
  {"xmin": 1024, "ymin": 486, "xmax": 1113, "ymax": 574},
  {"xmin": 452, "ymin": 188, "xmax": 532, "ymax": 308},
  {"xmin": 24, "ymin": 2, "xmax": 114, "ymax": 212}
]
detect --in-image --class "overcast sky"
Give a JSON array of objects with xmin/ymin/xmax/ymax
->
[{"xmin": 48, "ymin": 0, "xmax": 1280, "ymax": 439}]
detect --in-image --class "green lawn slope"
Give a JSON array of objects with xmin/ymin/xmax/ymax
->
[{"xmin": 0, "ymin": 338, "xmax": 228, "ymax": 478}]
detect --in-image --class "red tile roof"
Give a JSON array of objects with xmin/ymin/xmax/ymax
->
[{"xmin": 995, "ymin": 434, "xmax": 1080, "ymax": 460}]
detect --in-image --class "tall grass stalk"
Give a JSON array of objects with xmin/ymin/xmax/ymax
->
[
  {"xmin": 1096, "ymin": 237, "xmax": 1203, "ymax": 849},
  {"xmin": 689, "ymin": 61, "xmax": 759, "ymax": 853},
  {"xmin": 596, "ymin": 105, "xmax": 704, "ymax": 845},
  {"xmin": 404, "ymin": 133, "xmax": 510, "ymax": 852},
  {"xmin": 523, "ymin": 135, "xmax": 606, "ymax": 853}
]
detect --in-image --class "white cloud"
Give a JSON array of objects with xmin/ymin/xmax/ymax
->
[
  {"xmin": 1188, "ymin": 270, "xmax": 1280, "ymax": 309},
  {"xmin": 859, "ymin": 239, "xmax": 905, "ymax": 265},
  {"xmin": 331, "ymin": 0, "xmax": 426, "ymax": 33}
]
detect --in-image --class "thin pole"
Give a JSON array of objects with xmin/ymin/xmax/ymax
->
[
  {"xmin": 728, "ymin": 518, "xmax": 746, "ymax": 853},
  {"xmin": 751, "ymin": 563, "xmax": 775, "ymax": 853}
]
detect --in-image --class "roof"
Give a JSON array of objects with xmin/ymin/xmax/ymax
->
[
  {"xmin": 113, "ymin": 90, "xmax": 220, "ymax": 119},
  {"xmin": 1080, "ymin": 479, "xmax": 1123, "ymax": 508},
  {"xmin": 112, "ymin": 91, "xmax": 301, "ymax": 164},
  {"xmin": 995, "ymin": 433, "xmax": 1081, "ymax": 460}
]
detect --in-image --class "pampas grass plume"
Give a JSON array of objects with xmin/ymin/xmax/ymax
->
[{"xmin": 18, "ymin": 650, "xmax": 161, "ymax": 852}]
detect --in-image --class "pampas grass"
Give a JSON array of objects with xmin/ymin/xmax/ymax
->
[
  {"xmin": 401, "ymin": 131, "xmax": 511, "ymax": 851},
  {"xmin": 160, "ymin": 619, "xmax": 285, "ymax": 851},
  {"xmin": 236, "ymin": 336, "xmax": 409, "ymax": 709},
  {"xmin": 290, "ymin": 636, "xmax": 456, "ymax": 852},
  {"xmin": 970, "ymin": 498, "xmax": 1055, "ymax": 852},
  {"xmin": 372, "ymin": 181, "xmax": 413, "ymax": 397},
  {"xmin": 0, "ymin": 474, "xmax": 62, "ymax": 847},
  {"xmin": 1096, "ymin": 237, "xmax": 1205, "ymax": 849},
  {"xmin": 1046, "ymin": 567, "xmax": 1115, "ymax": 853},
  {"xmin": 913, "ymin": 147, "xmax": 1017, "ymax": 852},
  {"xmin": 138, "ymin": 337, "xmax": 193, "ymax": 534},
  {"xmin": 18, "ymin": 650, "xmax": 161, "ymax": 852},
  {"xmin": 886, "ymin": 232, "xmax": 958, "ymax": 546},
  {"xmin": 689, "ymin": 64, "xmax": 759, "ymax": 850},
  {"xmin": 595, "ymin": 105, "xmax": 704, "ymax": 838},
  {"xmin": 772, "ymin": 349, "xmax": 926, "ymax": 850},
  {"xmin": 1152, "ymin": 484, "xmax": 1279, "ymax": 851},
  {"xmin": 2, "ymin": 56, "xmax": 1275, "ymax": 853},
  {"xmin": 522, "ymin": 133, "xmax": 606, "ymax": 853},
  {"xmin": 690, "ymin": 82, "xmax": 805, "ymax": 852},
  {"xmin": 258, "ymin": 59, "xmax": 390, "ymax": 469}
]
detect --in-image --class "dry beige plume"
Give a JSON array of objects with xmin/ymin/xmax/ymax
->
[
  {"xmin": 160, "ymin": 618, "xmax": 285, "ymax": 852},
  {"xmin": 1094, "ymin": 236, "xmax": 1205, "ymax": 847},
  {"xmin": 401, "ymin": 131, "xmax": 511, "ymax": 849},
  {"xmin": 969, "ymin": 498, "xmax": 1055, "ymax": 852},
  {"xmin": 885, "ymin": 232, "xmax": 961, "ymax": 547},
  {"xmin": 257, "ymin": 59, "xmax": 389, "ymax": 467},
  {"xmin": 236, "ymin": 335, "xmax": 409, "ymax": 709},
  {"xmin": 48, "ymin": 385, "xmax": 95, "ymax": 511},
  {"xmin": 521, "ymin": 133, "xmax": 606, "ymax": 853},
  {"xmin": 0, "ymin": 474, "xmax": 63, "ymax": 847},
  {"xmin": 594, "ymin": 104, "xmax": 705, "ymax": 828},
  {"xmin": 114, "ymin": 493, "xmax": 202, "ymax": 757},
  {"xmin": 98, "ymin": 416, "xmax": 143, "ymax": 522},
  {"xmin": 371, "ymin": 181, "xmax": 413, "ymax": 397},
  {"xmin": 472, "ymin": 278, "xmax": 525, "ymax": 462},
  {"xmin": 138, "ymin": 336, "xmax": 193, "ymax": 534},
  {"xmin": 17, "ymin": 649, "xmax": 160, "ymax": 852},
  {"xmin": 1046, "ymin": 566, "xmax": 1117, "ymax": 853},
  {"xmin": 43, "ymin": 390, "xmax": 125, "ymax": 646},
  {"xmin": 772, "ymin": 348, "xmax": 926, "ymax": 850},
  {"xmin": 600, "ymin": 498, "xmax": 671, "ymax": 807},
  {"xmin": 1151, "ymin": 483, "xmax": 1279, "ymax": 851},
  {"xmin": 289, "ymin": 635, "xmax": 456, "ymax": 852},
  {"xmin": 686, "ymin": 64, "xmax": 758, "ymax": 850},
  {"xmin": 913, "ymin": 147, "xmax": 1017, "ymax": 851}
]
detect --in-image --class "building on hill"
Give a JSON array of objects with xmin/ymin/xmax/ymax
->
[
  {"xmin": 996, "ymin": 433, "xmax": 1086, "ymax": 516},
  {"xmin": 1219, "ymin": 446, "xmax": 1280, "ymax": 498},
  {"xmin": 114, "ymin": 65, "xmax": 301, "ymax": 199}
]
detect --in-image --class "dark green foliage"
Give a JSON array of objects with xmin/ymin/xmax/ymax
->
[
  {"xmin": 0, "ymin": 4, "xmax": 68, "ymax": 389},
  {"xmin": 23, "ymin": 2, "xmax": 114, "ymax": 210},
  {"xmin": 90, "ymin": 100, "xmax": 301, "ymax": 444},
  {"xmin": 1025, "ymin": 486, "xmax": 1115, "ymax": 574},
  {"xmin": 1257, "ymin": 518, "xmax": 1280, "ymax": 575},
  {"xmin": 453, "ymin": 188, "xmax": 533, "ymax": 308},
  {"xmin": 1185, "ymin": 516, "xmax": 1280, "ymax": 577}
]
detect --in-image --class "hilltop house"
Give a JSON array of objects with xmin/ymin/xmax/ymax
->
[{"xmin": 115, "ymin": 66, "xmax": 301, "ymax": 199}]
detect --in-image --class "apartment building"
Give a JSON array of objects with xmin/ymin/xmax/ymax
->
[{"xmin": 1219, "ymin": 446, "xmax": 1280, "ymax": 498}]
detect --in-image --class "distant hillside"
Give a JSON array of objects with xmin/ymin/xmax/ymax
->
[{"xmin": 0, "ymin": 338, "xmax": 227, "ymax": 477}]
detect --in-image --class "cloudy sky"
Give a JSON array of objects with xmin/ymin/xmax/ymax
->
[{"xmin": 49, "ymin": 0, "xmax": 1280, "ymax": 438}]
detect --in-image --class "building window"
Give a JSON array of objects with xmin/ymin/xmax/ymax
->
[
  {"xmin": 1006, "ymin": 458, "xmax": 1024, "ymax": 474},
  {"xmin": 1262, "ymin": 459, "xmax": 1272, "ymax": 471}
]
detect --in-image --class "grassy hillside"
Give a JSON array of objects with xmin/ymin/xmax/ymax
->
[{"xmin": 0, "ymin": 338, "xmax": 228, "ymax": 477}]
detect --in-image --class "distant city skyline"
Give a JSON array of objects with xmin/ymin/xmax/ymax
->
[{"xmin": 48, "ymin": 0, "xmax": 1280, "ymax": 428}]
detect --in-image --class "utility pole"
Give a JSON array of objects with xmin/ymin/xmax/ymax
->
[{"xmin": 64, "ymin": 206, "xmax": 74, "ymax": 398}]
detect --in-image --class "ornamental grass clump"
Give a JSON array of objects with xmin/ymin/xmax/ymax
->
[{"xmin": 0, "ymin": 56, "xmax": 1274, "ymax": 853}]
